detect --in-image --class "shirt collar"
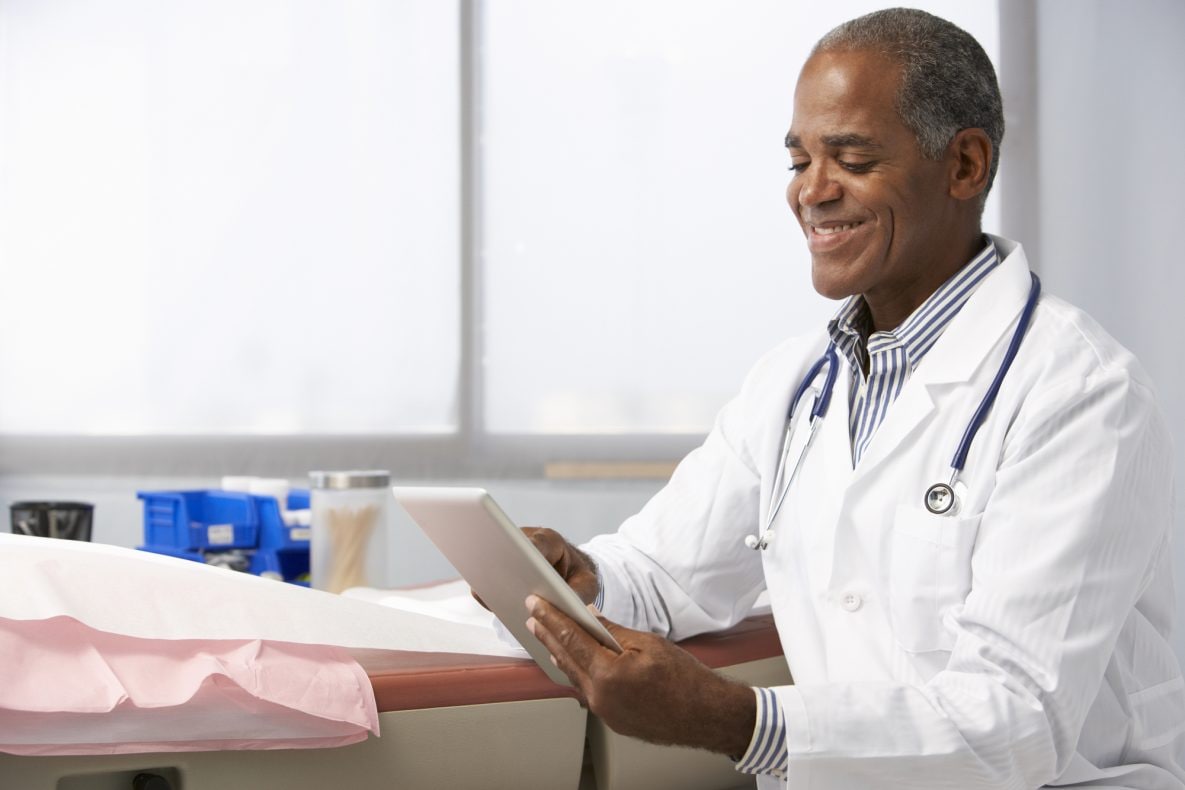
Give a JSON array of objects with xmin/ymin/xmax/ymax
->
[{"xmin": 826, "ymin": 239, "xmax": 1000, "ymax": 373}]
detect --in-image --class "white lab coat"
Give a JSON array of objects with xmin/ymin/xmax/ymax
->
[{"xmin": 586, "ymin": 236, "xmax": 1185, "ymax": 789}]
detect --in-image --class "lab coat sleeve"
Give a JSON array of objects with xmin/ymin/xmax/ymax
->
[
  {"xmin": 770, "ymin": 368, "xmax": 1174, "ymax": 789},
  {"xmin": 581, "ymin": 340, "xmax": 797, "ymax": 640}
]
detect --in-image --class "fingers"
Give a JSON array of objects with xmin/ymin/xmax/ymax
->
[
  {"xmin": 568, "ymin": 546, "xmax": 601, "ymax": 605},
  {"xmin": 526, "ymin": 598, "xmax": 751, "ymax": 753},
  {"xmin": 522, "ymin": 527, "xmax": 566, "ymax": 566},
  {"xmin": 522, "ymin": 528, "xmax": 599, "ymax": 604},
  {"xmin": 526, "ymin": 595, "xmax": 606, "ymax": 688}
]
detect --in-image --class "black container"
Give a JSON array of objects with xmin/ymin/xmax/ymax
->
[{"xmin": 10, "ymin": 501, "xmax": 94, "ymax": 541}]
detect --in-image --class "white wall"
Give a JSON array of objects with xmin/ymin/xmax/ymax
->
[{"xmin": 1020, "ymin": 0, "xmax": 1185, "ymax": 660}]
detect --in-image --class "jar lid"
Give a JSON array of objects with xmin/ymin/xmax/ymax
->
[{"xmin": 308, "ymin": 470, "xmax": 391, "ymax": 489}]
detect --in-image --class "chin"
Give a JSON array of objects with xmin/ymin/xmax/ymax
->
[{"xmin": 810, "ymin": 262, "xmax": 860, "ymax": 301}]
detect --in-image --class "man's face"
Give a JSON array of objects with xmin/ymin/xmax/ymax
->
[{"xmin": 786, "ymin": 49, "xmax": 957, "ymax": 324}]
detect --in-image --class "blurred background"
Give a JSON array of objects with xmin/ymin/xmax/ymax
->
[{"xmin": 2, "ymin": 1, "xmax": 1183, "ymax": 660}]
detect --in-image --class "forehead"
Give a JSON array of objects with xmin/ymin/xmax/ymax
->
[{"xmin": 788, "ymin": 49, "xmax": 911, "ymax": 148}]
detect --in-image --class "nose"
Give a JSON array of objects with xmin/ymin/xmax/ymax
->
[{"xmin": 794, "ymin": 161, "xmax": 843, "ymax": 209}]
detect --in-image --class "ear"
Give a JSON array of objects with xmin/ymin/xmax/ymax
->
[{"xmin": 947, "ymin": 128, "xmax": 992, "ymax": 202}]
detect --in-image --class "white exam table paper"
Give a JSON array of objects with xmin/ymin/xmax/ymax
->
[
  {"xmin": 342, "ymin": 580, "xmax": 531, "ymax": 658},
  {"xmin": 0, "ymin": 534, "xmax": 526, "ymax": 658}
]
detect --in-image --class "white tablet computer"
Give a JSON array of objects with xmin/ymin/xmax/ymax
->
[{"xmin": 392, "ymin": 486, "xmax": 622, "ymax": 686}]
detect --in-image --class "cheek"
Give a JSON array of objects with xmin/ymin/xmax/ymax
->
[{"xmin": 786, "ymin": 181, "xmax": 802, "ymax": 219}]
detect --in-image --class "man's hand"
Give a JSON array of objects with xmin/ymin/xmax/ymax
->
[
  {"xmin": 472, "ymin": 527, "xmax": 600, "ymax": 610},
  {"xmin": 521, "ymin": 528, "xmax": 600, "ymax": 604},
  {"xmin": 526, "ymin": 595, "xmax": 757, "ymax": 756}
]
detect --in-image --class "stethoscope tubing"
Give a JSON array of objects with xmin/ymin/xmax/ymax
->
[
  {"xmin": 795, "ymin": 345, "xmax": 839, "ymax": 422},
  {"xmin": 950, "ymin": 272, "xmax": 1041, "ymax": 472},
  {"xmin": 765, "ymin": 345, "xmax": 839, "ymax": 531},
  {"xmin": 762, "ymin": 272, "xmax": 1042, "ymax": 531}
]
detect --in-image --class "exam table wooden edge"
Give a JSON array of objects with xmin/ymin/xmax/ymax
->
[{"xmin": 353, "ymin": 612, "xmax": 785, "ymax": 713}]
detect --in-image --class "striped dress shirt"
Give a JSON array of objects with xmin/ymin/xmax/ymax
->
[
  {"xmin": 833, "ymin": 240, "xmax": 1000, "ymax": 465},
  {"xmin": 736, "ymin": 238, "xmax": 1000, "ymax": 778}
]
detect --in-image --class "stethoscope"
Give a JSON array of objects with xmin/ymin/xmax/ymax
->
[{"xmin": 746, "ymin": 272, "xmax": 1041, "ymax": 551}]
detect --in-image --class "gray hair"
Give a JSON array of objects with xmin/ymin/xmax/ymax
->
[{"xmin": 814, "ymin": 8, "xmax": 1004, "ymax": 198}]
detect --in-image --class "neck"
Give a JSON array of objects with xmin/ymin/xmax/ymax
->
[{"xmin": 864, "ymin": 230, "xmax": 984, "ymax": 332}]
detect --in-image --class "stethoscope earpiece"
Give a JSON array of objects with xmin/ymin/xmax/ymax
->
[{"xmin": 745, "ymin": 530, "xmax": 774, "ymax": 551}]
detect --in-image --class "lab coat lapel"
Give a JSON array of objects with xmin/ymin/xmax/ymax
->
[
  {"xmin": 847, "ymin": 378, "xmax": 936, "ymax": 486},
  {"xmin": 785, "ymin": 363, "xmax": 853, "ymax": 591},
  {"xmin": 818, "ymin": 362, "xmax": 855, "ymax": 484},
  {"xmin": 846, "ymin": 238, "xmax": 1034, "ymax": 487}
]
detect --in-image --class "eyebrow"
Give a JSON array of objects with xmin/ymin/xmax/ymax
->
[{"xmin": 784, "ymin": 132, "xmax": 882, "ymax": 150}]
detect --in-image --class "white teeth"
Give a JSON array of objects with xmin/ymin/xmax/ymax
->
[{"xmin": 813, "ymin": 223, "xmax": 859, "ymax": 235}]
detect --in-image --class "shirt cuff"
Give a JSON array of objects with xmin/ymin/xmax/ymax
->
[{"xmin": 734, "ymin": 687, "xmax": 788, "ymax": 777}]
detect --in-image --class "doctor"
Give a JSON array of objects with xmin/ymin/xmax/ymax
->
[{"xmin": 524, "ymin": 8, "xmax": 1184, "ymax": 790}]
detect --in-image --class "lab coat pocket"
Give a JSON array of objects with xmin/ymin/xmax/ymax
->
[{"xmin": 888, "ymin": 503, "xmax": 982, "ymax": 653}]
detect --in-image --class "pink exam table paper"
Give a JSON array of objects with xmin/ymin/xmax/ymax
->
[
  {"xmin": 0, "ymin": 533, "xmax": 524, "ymax": 755},
  {"xmin": 0, "ymin": 615, "xmax": 377, "ymax": 756}
]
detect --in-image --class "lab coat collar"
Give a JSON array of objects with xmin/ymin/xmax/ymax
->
[
  {"xmin": 908, "ymin": 234, "xmax": 1032, "ymax": 387},
  {"xmin": 843, "ymin": 234, "xmax": 1032, "ymax": 481}
]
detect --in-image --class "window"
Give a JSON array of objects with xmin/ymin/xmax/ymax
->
[
  {"xmin": 0, "ymin": 1, "xmax": 460, "ymax": 436},
  {"xmin": 0, "ymin": 1, "xmax": 999, "ymax": 473},
  {"xmin": 480, "ymin": 0, "xmax": 1000, "ymax": 435}
]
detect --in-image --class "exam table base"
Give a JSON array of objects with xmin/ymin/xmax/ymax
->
[{"xmin": 0, "ymin": 697, "xmax": 586, "ymax": 790}]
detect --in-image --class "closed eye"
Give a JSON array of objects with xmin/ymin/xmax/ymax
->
[{"xmin": 788, "ymin": 160, "xmax": 876, "ymax": 175}]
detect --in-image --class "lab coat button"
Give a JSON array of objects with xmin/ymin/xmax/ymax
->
[{"xmin": 841, "ymin": 592, "xmax": 862, "ymax": 612}]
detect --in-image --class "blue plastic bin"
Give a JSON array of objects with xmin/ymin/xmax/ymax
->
[
  {"xmin": 137, "ymin": 490, "xmax": 258, "ymax": 551},
  {"xmin": 137, "ymin": 488, "xmax": 311, "ymax": 584},
  {"xmin": 249, "ymin": 546, "xmax": 310, "ymax": 584},
  {"xmin": 252, "ymin": 490, "xmax": 311, "ymax": 551}
]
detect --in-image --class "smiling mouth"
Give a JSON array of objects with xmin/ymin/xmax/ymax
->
[{"xmin": 811, "ymin": 222, "xmax": 863, "ymax": 235}]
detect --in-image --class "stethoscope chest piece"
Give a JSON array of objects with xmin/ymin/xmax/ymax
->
[{"xmin": 924, "ymin": 482, "xmax": 958, "ymax": 516}]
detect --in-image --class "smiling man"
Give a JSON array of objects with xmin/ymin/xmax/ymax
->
[
  {"xmin": 524, "ymin": 9, "xmax": 1184, "ymax": 789},
  {"xmin": 787, "ymin": 45, "xmax": 996, "ymax": 333}
]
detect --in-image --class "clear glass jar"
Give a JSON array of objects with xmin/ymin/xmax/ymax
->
[{"xmin": 309, "ymin": 470, "xmax": 391, "ymax": 593}]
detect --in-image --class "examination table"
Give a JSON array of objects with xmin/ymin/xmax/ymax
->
[{"xmin": 0, "ymin": 614, "xmax": 788, "ymax": 790}]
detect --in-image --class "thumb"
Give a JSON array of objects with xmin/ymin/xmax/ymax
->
[
  {"xmin": 587, "ymin": 603, "xmax": 618, "ymax": 629},
  {"xmin": 587, "ymin": 606, "xmax": 629, "ymax": 638}
]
